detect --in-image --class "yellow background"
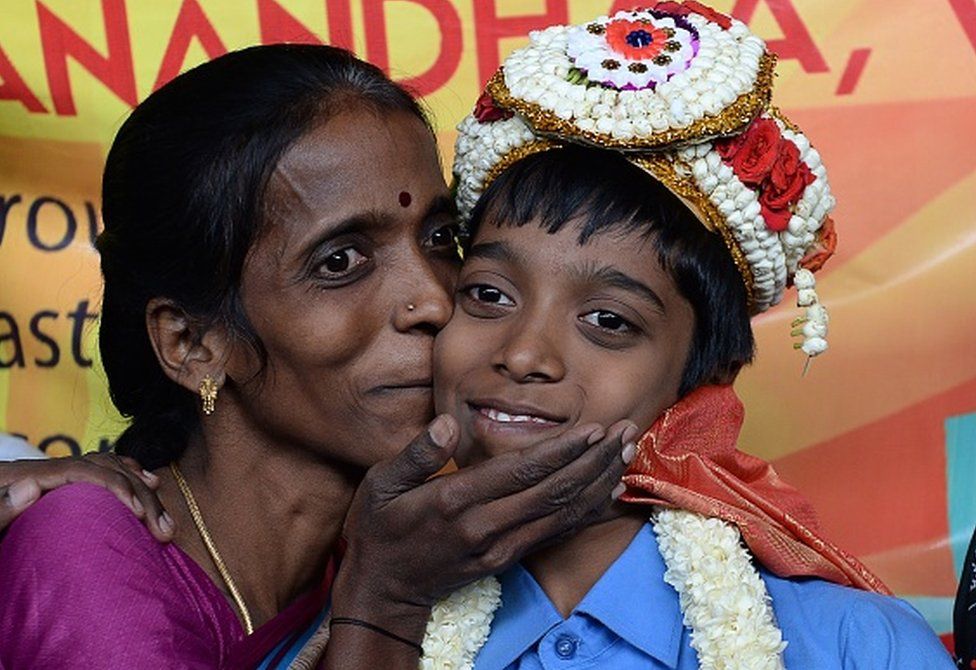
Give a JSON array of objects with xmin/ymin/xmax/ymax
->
[{"xmin": 1, "ymin": 0, "xmax": 974, "ymax": 640}]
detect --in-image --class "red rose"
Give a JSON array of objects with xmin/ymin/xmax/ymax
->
[
  {"xmin": 799, "ymin": 217, "xmax": 838, "ymax": 273},
  {"xmin": 761, "ymin": 139, "xmax": 814, "ymax": 210},
  {"xmin": 653, "ymin": 2, "xmax": 690, "ymax": 16},
  {"xmin": 726, "ymin": 118, "xmax": 780, "ymax": 186},
  {"xmin": 715, "ymin": 131, "xmax": 746, "ymax": 160},
  {"xmin": 683, "ymin": 1, "xmax": 733, "ymax": 29},
  {"xmin": 473, "ymin": 91, "xmax": 512, "ymax": 123},
  {"xmin": 652, "ymin": 1, "xmax": 733, "ymax": 29}
]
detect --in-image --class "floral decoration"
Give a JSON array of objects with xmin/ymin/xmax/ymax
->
[
  {"xmin": 420, "ymin": 576, "xmax": 502, "ymax": 670},
  {"xmin": 716, "ymin": 117, "xmax": 815, "ymax": 233},
  {"xmin": 568, "ymin": 11, "xmax": 700, "ymax": 90},
  {"xmin": 473, "ymin": 91, "xmax": 512, "ymax": 123},
  {"xmin": 654, "ymin": 508, "xmax": 787, "ymax": 669},
  {"xmin": 655, "ymin": 0, "xmax": 734, "ymax": 29},
  {"xmin": 452, "ymin": 3, "xmax": 837, "ymax": 359}
]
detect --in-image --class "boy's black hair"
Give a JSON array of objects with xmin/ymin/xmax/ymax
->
[{"xmin": 465, "ymin": 145, "xmax": 755, "ymax": 397}]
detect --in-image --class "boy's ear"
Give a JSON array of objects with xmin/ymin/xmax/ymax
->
[{"xmin": 145, "ymin": 298, "xmax": 230, "ymax": 394}]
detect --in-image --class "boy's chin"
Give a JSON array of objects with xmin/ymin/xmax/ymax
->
[{"xmin": 455, "ymin": 427, "xmax": 570, "ymax": 468}]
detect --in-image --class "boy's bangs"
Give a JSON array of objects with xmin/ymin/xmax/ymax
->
[{"xmin": 468, "ymin": 146, "xmax": 683, "ymax": 245}]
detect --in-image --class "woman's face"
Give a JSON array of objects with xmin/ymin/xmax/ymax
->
[
  {"xmin": 225, "ymin": 106, "xmax": 460, "ymax": 469},
  {"xmin": 433, "ymin": 220, "xmax": 695, "ymax": 466}
]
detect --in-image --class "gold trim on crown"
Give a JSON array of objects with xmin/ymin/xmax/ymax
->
[{"xmin": 486, "ymin": 52, "xmax": 778, "ymax": 153}]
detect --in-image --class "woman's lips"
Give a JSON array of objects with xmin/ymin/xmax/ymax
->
[{"xmin": 370, "ymin": 379, "xmax": 433, "ymax": 394}]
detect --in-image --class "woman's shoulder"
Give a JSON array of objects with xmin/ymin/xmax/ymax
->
[
  {"xmin": 2, "ymin": 481, "xmax": 154, "ymax": 559},
  {"xmin": 762, "ymin": 571, "xmax": 954, "ymax": 667},
  {"xmin": 0, "ymin": 482, "xmax": 239, "ymax": 668}
]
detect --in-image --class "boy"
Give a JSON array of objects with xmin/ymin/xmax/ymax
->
[{"xmin": 418, "ymin": 4, "xmax": 954, "ymax": 668}]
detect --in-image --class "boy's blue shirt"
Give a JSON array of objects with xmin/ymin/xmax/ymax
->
[{"xmin": 474, "ymin": 523, "xmax": 953, "ymax": 670}]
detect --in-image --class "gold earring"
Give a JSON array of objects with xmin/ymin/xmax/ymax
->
[{"xmin": 199, "ymin": 375, "xmax": 218, "ymax": 416}]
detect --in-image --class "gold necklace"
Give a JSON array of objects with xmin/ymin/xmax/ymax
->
[{"xmin": 170, "ymin": 462, "xmax": 255, "ymax": 635}]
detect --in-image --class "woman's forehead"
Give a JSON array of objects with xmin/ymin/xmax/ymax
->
[{"xmin": 262, "ymin": 108, "xmax": 445, "ymax": 245}]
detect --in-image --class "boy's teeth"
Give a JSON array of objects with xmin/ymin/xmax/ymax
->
[{"xmin": 485, "ymin": 408, "xmax": 545, "ymax": 424}]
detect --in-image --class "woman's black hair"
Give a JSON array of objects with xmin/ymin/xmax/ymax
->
[
  {"xmin": 98, "ymin": 44, "xmax": 430, "ymax": 469},
  {"xmin": 465, "ymin": 146, "xmax": 755, "ymax": 397}
]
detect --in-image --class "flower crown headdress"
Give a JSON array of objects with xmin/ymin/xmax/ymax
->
[{"xmin": 453, "ymin": 1, "xmax": 837, "ymax": 360}]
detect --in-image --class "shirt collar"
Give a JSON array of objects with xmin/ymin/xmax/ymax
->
[
  {"xmin": 574, "ymin": 523, "xmax": 683, "ymax": 667},
  {"xmin": 476, "ymin": 564, "xmax": 563, "ymax": 669},
  {"xmin": 476, "ymin": 523, "xmax": 684, "ymax": 669}
]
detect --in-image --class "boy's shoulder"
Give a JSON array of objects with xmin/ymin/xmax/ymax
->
[{"xmin": 761, "ymin": 569, "xmax": 954, "ymax": 667}]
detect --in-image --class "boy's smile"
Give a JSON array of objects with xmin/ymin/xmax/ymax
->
[{"xmin": 433, "ymin": 219, "xmax": 696, "ymax": 466}]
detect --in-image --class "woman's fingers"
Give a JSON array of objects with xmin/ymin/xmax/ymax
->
[
  {"xmin": 364, "ymin": 415, "xmax": 459, "ymax": 501},
  {"xmin": 79, "ymin": 454, "xmax": 174, "ymax": 542},
  {"xmin": 0, "ymin": 478, "xmax": 42, "ymax": 529},
  {"xmin": 470, "ymin": 420, "xmax": 635, "ymax": 538},
  {"xmin": 0, "ymin": 456, "xmax": 173, "ymax": 541}
]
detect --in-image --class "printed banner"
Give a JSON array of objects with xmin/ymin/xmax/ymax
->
[{"xmin": 1, "ymin": 0, "xmax": 974, "ymax": 642}]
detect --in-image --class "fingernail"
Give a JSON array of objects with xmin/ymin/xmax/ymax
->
[
  {"xmin": 159, "ymin": 512, "xmax": 175, "ymax": 535},
  {"xmin": 130, "ymin": 495, "xmax": 144, "ymax": 515},
  {"xmin": 586, "ymin": 428, "xmax": 606, "ymax": 445},
  {"xmin": 6, "ymin": 480, "xmax": 38, "ymax": 508},
  {"xmin": 141, "ymin": 469, "xmax": 159, "ymax": 484},
  {"xmin": 428, "ymin": 416, "xmax": 453, "ymax": 448},
  {"xmin": 611, "ymin": 482, "xmax": 626, "ymax": 501},
  {"xmin": 621, "ymin": 423, "xmax": 639, "ymax": 446},
  {"xmin": 622, "ymin": 442, "xmax": 637, "ymax": 465}
]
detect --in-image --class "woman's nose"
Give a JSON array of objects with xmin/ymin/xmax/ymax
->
[
  {"xmin": 492, "ymin": 318, "xmax": 566, "ymax": 383},
  {"xmin": 392, "ymin": 259, "xmax": 454, "ymax": 335}
]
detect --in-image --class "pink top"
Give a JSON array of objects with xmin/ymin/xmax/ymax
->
[{"xmin": 0, "ymin": 483, "xmax": 245, "ymax": 668}]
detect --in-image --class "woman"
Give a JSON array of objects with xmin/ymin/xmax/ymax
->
[{"xmin": 0, "ymin": 45, "xmax": 634, "ymax": 669}]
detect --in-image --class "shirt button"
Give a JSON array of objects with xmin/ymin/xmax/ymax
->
[{"xmin": 554, "ymin": 634, "xmax": 578, "ymax": 659}]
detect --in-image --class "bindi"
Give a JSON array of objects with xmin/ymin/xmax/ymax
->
[{"xmin": 398, "ymin": 190, "xmax": 412, "ymax": 207}]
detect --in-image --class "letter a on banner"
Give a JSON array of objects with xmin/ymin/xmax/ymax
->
[
  {"xmin": 37, "ymin": 0, "xmax": 138, "ymax": 115},
  {"xmin": 153, "ymin": 0, "xmax": 228, "ymax": 91},
  {"xmin": 0, "ymin": 46, "xmax": 48, "ymax": 113}
]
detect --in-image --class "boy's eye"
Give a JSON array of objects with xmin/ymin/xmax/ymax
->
[
  {"xmin": 317, "ymin": 246, "xmax": 369, "ymax": 276},
  {"xmin": 580, "ymin": 310, "xmax": 633, "ymax": 333},
  {"xmin": 466, "ymin": 284, "xmax": 515, "ymax": 306}
]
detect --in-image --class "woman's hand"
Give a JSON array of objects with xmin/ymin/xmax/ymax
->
[
  {"xmin": 0, "ymin": 454, "xmax": 173, "ymax": 541},
  {"xmin": 328, "ymin": 415, "xmax": 636, "ymax": 654}
]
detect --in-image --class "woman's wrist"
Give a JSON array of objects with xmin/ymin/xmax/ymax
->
[{"xmin": 329, "ymin": 556, "xmax": 432, "ymax": 645}]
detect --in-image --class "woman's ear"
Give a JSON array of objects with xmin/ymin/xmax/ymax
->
[{"xmin": 145, "ymin": 298, "xmax": 231, "ymax": 394}]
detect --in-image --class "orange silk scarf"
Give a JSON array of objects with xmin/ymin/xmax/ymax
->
[{"xmin": 620, "ymin": 384, "xmax": 890, "ymax": 594}]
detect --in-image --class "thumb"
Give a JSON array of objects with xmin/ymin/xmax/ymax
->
[
  {"xmin": 370, "ymin": 415, "xmax": 458, "ymax": 497},
  {"xmin": 0, "ymin": 479, "xmax": 41, "ymax": 530}
]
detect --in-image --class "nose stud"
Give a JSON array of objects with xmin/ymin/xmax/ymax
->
[{"xmin": 406, "ymin": 303, "xmax": 416, "ymax": 312}]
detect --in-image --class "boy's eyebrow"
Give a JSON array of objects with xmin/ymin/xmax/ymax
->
[
  {"xmin": 580, "ymin": 265, "xmax": 667, "ymax": 314},
  {"xmin": 466, "ymin": 240, "xmax": 520, "ymax": 264}
]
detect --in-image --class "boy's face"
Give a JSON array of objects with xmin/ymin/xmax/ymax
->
[{"xmin": 434, "ymin": 219, "xmax": 695, "ymax": 466}]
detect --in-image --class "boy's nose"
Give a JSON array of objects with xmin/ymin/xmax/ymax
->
[{"xmin": 492, "ymin": 322, "xmax": 566, "ymax": 383}]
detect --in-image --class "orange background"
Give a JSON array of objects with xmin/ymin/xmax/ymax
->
[{"xmin": 1, "ymin": 0, "xmax": 974, "ymax": 641}]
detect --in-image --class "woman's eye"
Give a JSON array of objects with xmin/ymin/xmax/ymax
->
[
  {"xmin": 428, "ymin": 223, "xmax": 460, "ymax": 249},
  {"xmin": 318, "ymin": 247, "xmax": 368, "ymax": 275},
  {"xmin": 581, "ymin": 310, "xmax": 632, "ymax": 333},
  {"xmin": 466, "ymin": 285, "xmax": 515, "ymax": 306}
]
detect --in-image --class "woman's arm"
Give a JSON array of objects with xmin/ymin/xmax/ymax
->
[
  {"xmin": 0, "ymin": 453, "xmax": 172, "ymax": 541},
  {"xmin": 320, "ymin": 415, "xmax": 635, "ymax": 668}
]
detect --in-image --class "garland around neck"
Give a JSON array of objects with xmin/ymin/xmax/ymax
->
[{"xmin": 419, "ymin": 508, "xmax": 786, "ymax": 670}]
